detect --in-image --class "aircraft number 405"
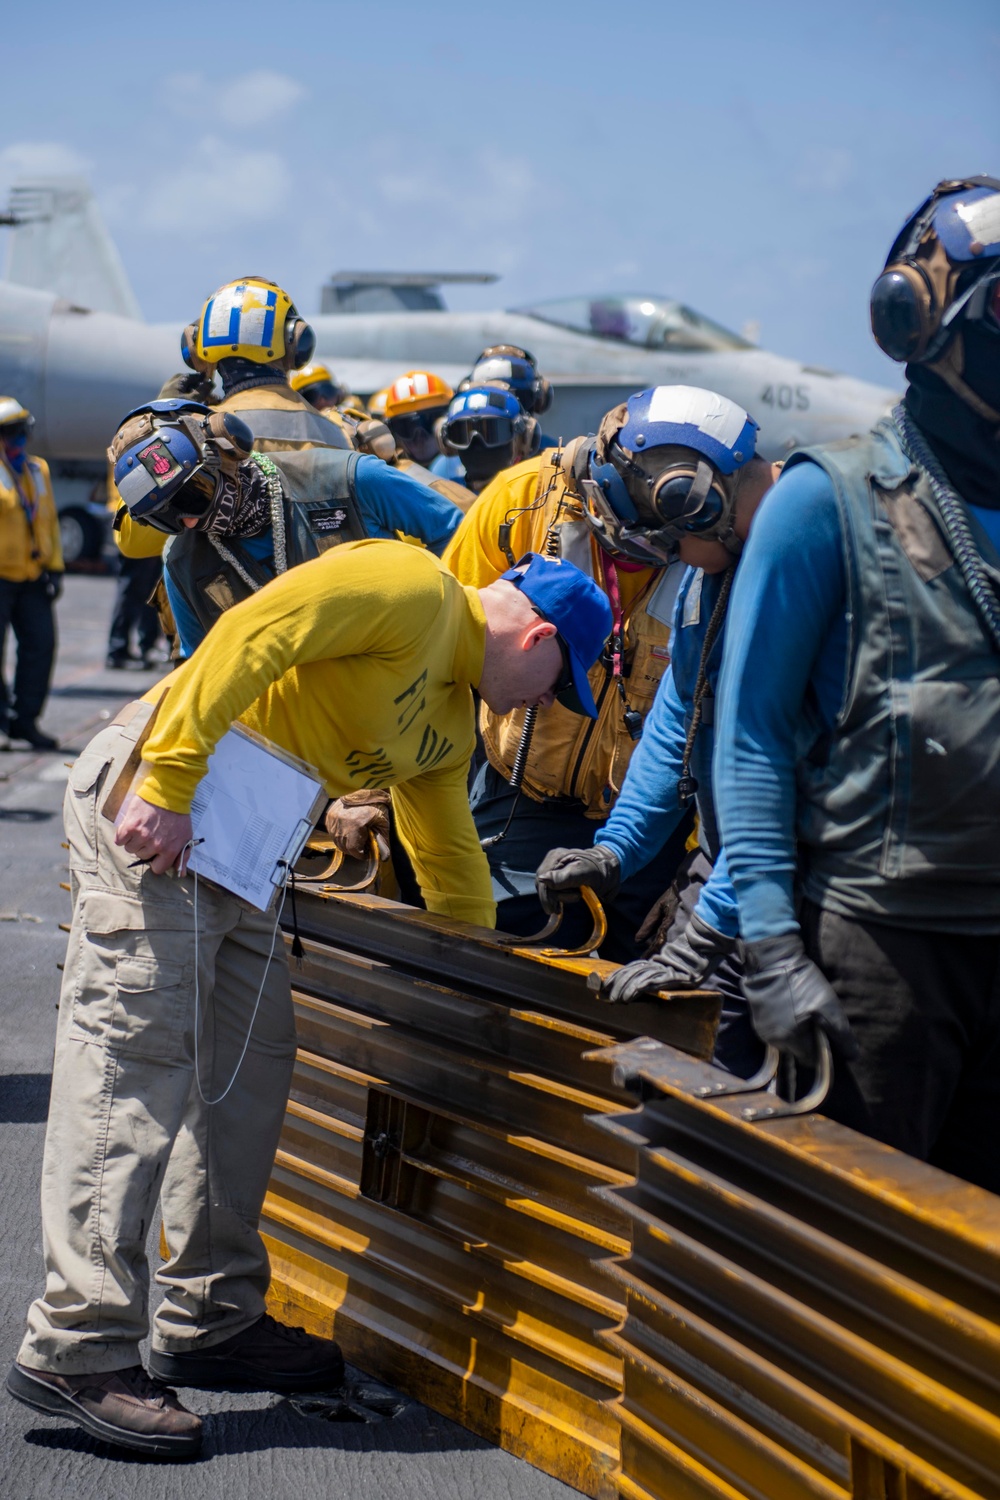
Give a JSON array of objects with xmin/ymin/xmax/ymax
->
[{"xmin": 760, "ymin": 384, "xmax": 810, "ymax": 410}]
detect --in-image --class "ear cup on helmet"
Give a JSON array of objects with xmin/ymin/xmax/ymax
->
[
  {"xmin": 284, "ymin": 317, "xmax": 316, "ymax": 370},
  {"xmin": 870, "ymin": 261, "xmax": 938, "ymax": 362},
  {"xmin": 181, "ymin": 322, "xmax": 213, "ymax": 376},
  {"xmin": 532, "ymin": 376, "xmax": 552, "ymax": 416}
]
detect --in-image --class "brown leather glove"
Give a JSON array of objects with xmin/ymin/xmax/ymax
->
[{"xmin": 323, "ymin": 789, "xmax": 391, "ymax": 861}]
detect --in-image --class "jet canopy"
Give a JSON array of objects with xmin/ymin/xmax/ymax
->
[{"xmin": 513, "ymin": 294, "xmax": 752, "ymax": 353}]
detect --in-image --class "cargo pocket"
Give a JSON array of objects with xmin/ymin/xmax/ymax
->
[
  {"xmin": 109, "ymin": 953, "xmax": 191, "ymax": 1060},
  {"xmin": 64, "ymin": 743, "xmax": 116, "ymax": 877}
]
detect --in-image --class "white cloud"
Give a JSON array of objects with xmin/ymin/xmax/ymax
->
[
  {"xmin": 218, "ymin": 71, "xmax": 306, "ymax": 126},
  {"xmin": 162, "ymin": 70, "xmax": 306, "ymax": 128},
  {"xmin": 139, "ymin": 136, "xmax": 290, "ymax": 232},
  {"xmin": 794, "ymin": 147, "xmax": 854, "ymax": 195},
  {"xmin": 0, "ymin": 141, "xmax": 92, "ymax": 181}
]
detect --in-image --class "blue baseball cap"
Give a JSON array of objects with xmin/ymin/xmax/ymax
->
[{"xmin": 501, "ymin": 552, "xmax": 613, "ymax": 717}]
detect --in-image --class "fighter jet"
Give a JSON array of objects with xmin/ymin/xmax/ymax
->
[{"xmin": 0, "ymin": 180, "xmax": 897, "ymax": 561}]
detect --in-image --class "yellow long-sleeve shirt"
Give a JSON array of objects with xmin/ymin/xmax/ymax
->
[
  {"xmin": 0, "ymin": 455, "xmax": 64, "ymax": 581},
  {"xmin": 138, "ymin": 538, "xmax": 494, "ymax": 928}
]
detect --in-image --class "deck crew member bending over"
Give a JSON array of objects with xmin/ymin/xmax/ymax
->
[{"xmin": 8, "ymin": 540, "xmax": 610, "ymax": 1461}]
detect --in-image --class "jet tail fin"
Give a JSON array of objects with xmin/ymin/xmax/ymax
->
[{"xmin": 1, "ymin": 178, "xmax": 141, "ymax": 320}]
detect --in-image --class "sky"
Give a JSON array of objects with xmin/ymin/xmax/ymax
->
[{"xmin": 0, "ymin": 0, "xmax": 997, "ymax": 386}]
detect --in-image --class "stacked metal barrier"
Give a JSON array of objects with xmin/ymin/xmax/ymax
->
[
  {"xmin": 263, "ymin": 885, "xmax": 720, "ymax": 1497},
  {"xmin": 592, "ymin": 1037, "xmax": 1000, "ymax": 1500}
]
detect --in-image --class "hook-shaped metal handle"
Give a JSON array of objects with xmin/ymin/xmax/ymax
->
[
  {"xmin": 691, "ymin": 1044, "xmax": 781, "ymax": 1099},
  {"xmin": 740, "ymin": 1027, "xmax": 833, "ymax": 1121},
  {"xmin": 295, "ymin": 832, "xmax": 381, "ymax": 892},
  {"xmin": 497, "ymin": 885, "xmax": 608, "ymax": 958}
]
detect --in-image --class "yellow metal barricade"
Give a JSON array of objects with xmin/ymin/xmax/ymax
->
[
  {"xmin": 592, "ymin": 1037, "xmax": 1000, "ymax": 1500},
  {"xmin": 263, "ymin": 886, "xmax": 720, "ymax": 1497}
]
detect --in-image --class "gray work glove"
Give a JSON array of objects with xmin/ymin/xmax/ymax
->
[
  {"xmin": 742, "ymin": 932, "xmax": 857, "ymax": 1065},
  {"xmin": 535, "ymin": 844, "xmax": 620, "ymax": 916},
  {"xmin": 603, "ymin": 911, "xmax": 735, "ymax": 1004},
  {"xmin": 323, "ymin": 789, "xmax": 391, "ymax": 861}
]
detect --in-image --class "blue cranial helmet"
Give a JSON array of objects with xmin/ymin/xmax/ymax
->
[
  {"xmin": 111, "ymin": 399, "xmax": 254, "ymax": 534},
  {"xmin": 871, "ymin": 176, "xmax": 1000, "ymax": 364},
  {"xmin": 582, "ymin": 385, "xmax": 759, "ymax": 565}
]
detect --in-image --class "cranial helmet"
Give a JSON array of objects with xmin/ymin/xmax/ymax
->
[
  {"xmin": 181, "ymin": 277, "xmax": 316, "ymax": 375},
  {"xmin": 109, "ymin": 399, "xmax": 255, "ymax": 534},
  {"xmin": 580, "ymin": 385, "xmax": 759, "ymax": 566},
  {"xmin": 870, "ymin": 177, "xmax": 1000, "ymax": 421},
  {"xmin": 0, "ymin": 396, "xmax": 33, "ymax": 434},
  {"xmin": 289, "ymin": 361, "xmax": 349, "ymax": 408},
  {"xmin": 440, "ymin": 384, "xmax": 539, "ymax": 487},
  {"xmin": 470, "ymin": 345, "xmax": 552, "ymax": 415}
]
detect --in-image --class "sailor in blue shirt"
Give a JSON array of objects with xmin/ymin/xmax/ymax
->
[
  {"xmin": 532, "ymin": 386, "xmax": 778, "ymax": 1075},
  {"xmin": 715, "ymin": 177, "xmax": 1000, "ymax": 1189}
]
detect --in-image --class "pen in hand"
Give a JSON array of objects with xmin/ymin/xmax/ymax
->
[{"xmin": 128, "ymin": 837, "xmax": 205, "ymax": 870}]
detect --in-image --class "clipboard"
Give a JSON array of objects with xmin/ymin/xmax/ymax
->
[{"xmin": 109, "ymin": 717, "xmax": 328, "ymax": 913}]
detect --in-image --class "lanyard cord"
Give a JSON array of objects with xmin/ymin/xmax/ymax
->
[
  {"xmin": 192, "ymin": 861, "xmax": 288, "ymax": 1107},
  {"xmin": 677, "ymin": 563, "xmax": 736, "ymax": 806}
]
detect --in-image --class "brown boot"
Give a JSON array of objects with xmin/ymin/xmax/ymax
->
[
  {"xmin": 149, "ymin": 1312, "xmax": 344, "ymax": 1393},
  {"xmin": 6, "ymin": 1361, "xmax": 202, "ymax": 1458}
]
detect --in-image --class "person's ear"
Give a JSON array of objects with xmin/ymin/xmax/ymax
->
[{"xmin": 521, "ymin": 619, "xmax": 557, "ymax": 652}]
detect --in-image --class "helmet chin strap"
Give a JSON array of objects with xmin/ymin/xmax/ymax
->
[{"xmin": 930, "ymin": 336, "xmax": 1000, "ymax": 428}]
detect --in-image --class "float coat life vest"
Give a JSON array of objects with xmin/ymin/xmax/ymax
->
[
  {"xmin": 787, "ymin": 415, "xmax": 1000, "ymax": 927},
  {"xmin": 0, "ymin": 454, "xmax": 62, "ymax": 581},
  {"xmin": 215, "ymin": 382, "xmax": 353, "ymax": 451},
  {"xmin": 166, "ymin": 448, "xmax": 368, "ymax": 638},
  {"xmin": 444, "ymin": 448, "xmax": 681, "ymax": 818}
]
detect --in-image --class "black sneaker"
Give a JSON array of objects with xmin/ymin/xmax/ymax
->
[
  {"xmin": 149, "ymin": 1313, "xmax": 344, "ymax": 1393},
  {"xmin": 7, "ymin": 719, "xmax": 58, "ymax": 751},
  {"xmin": 6, "ymin": 1360, "xmax": 202, "ymax": 1458}
]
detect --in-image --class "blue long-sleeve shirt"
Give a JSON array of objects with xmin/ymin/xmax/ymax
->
[
  {"xmin": 598, "ymin": 566, "xmax": 740, "ymax": 936},
  {"xmin": 166, "ymin": 453, "xmax": 462, "ymax": 657},
  {"xmin": 715, "ymin": 459, "xmax": 1000, "ymax": 943}
]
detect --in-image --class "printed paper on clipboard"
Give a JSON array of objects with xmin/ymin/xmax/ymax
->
[{"xmin": 185, "ymin": 725, "xmax": 326, "ymax": 911}]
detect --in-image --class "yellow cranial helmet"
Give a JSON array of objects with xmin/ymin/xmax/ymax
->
[
  {"xmin": 289, "ymin": 361, "xmax": 334, "ymax": 393},
  {"xmin": 182, "ymin": 277, "xmax": 316, "ymax": 374}
]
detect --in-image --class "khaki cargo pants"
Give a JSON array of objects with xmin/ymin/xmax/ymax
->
[{"xmin": 18, "ymin": 704, "xmax": 297, "ymax": 1376}]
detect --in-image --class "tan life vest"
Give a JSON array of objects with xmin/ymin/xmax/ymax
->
[
  {"xmin": 215, "ymin": 384, "xmax": 352, "ymax": 452},
  {"xmin": 480, "ymin": 450, "xmax": 680, "ymax": 818}
]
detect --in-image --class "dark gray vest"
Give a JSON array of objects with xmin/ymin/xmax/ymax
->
[
  {"xmin": 168, "ymin": 449, "xmax": 368, "ymax": 636},
  {"xmin": 789, "ymin": 416, "xmax": 1000, "ymax": 928}
]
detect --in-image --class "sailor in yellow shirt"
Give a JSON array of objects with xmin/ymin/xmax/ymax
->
[
  {"xmin": 0, "ymin": 398, "xmax": 64, "ymax": 749},
  {"xmin": 12, "ymin": 540, "xmax": 610, "ymax": 1456}
]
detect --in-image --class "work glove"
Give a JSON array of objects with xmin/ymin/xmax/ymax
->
[
  {"xmin": 602, "ymin": 911, "xmax": 735, "ymax": 1004},
  {"xmin": 44, "ymin": 571, "xmax": 64, "ymax": 601},
  {"xmin": 741, "ymin": 932, "xmax": 857, "ymax": 1065},
  {"xmin": 323, "ymin": 789, "xmax": 391, "ymax": 861},
  {"xmin": 157, "ymin": 370, "xmax": 215, "ymax": 404},
  {"xmin": 535, "ymin": 845, "xmax": 620, "ymax": 916}
]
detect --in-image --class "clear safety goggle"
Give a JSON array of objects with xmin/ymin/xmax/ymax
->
[{"xmin": 579, "ymin": 478, "xmax": 679, "ymax": 565}]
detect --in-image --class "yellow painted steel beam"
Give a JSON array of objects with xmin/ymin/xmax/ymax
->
[{"xmin": 592, "ymin": 1038, "xmax": 1000, "ymax": 1500}]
